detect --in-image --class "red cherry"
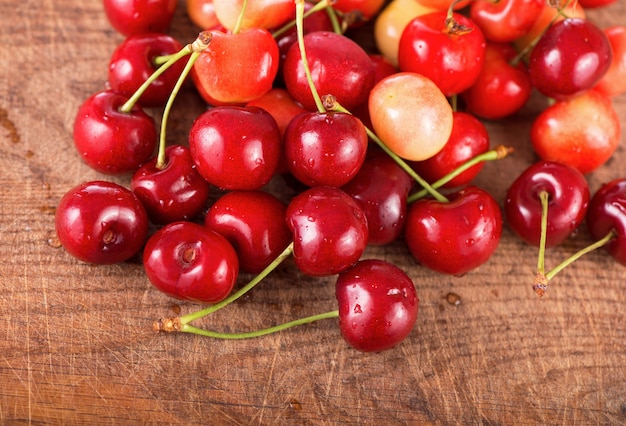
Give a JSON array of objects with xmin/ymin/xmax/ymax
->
[
  {"xmin": 282, "ymin": 31, "xmax": 376, "ymax": 112},
  {"xmin": 73, "ymin": 90, "xmax": 156, "ymax": 174},
  {"xmin": 470, "ymin": 0, "xmax": 544, "ymax": 43},
  {"xmin": 204, "ymin": 190, "xmax": 292, "ymax": 274},
  {"xmin": 594, "ymin": 26, "xmax": 626, "ymax": 98},
  {"xmin": 143, "ymin": 221, "xmax": 239, "ymax": 304},
  {"xmin": 286, "ymin": 186, "xmax": 369, "ymax": 276},
  {"xmin": 130, "ymin": 145, "xmax": 211, "ymax": 225},
  {"xmin": 188, "ymin": 106, "xmax": 282, "ymax": 190},
  {"xmin": 530, "ymin": 89, "xmax": 621, "ymax": 174},
  {"xmin": 108, "ymin": 33, "xmax": 186, "ymax": 107},
  {"xmin": 55, "ymin": 181, "xmax": 149, "ymax": 264},
  {"xmin": 336, "ymin": 259, "xmax": 419, "ymax": 352},
  {"xmin": 529, "ymin": 18, "xmax": 613, "ymax": 100},
  {"xmin": 504, "ymin": 160, "xmax": 590, "ymax": 248},
  {"xmin": 186, "ymin": 0, "xmax": 220, "ymax": 30},
  {"xmin": 587, "ymin": 179, "xmax": 626, "ymax": 265},
  {"xmin": 103, "ymin": 0, "xmax": 177, "ymax": 36},
  {"xmin": 332, "ymin": 0, "xmax": 387, "ymax": 21},
  {"xmin": 398, "ymin": 11, "xmax": 486, "ymax": 96},
  {"xmin": 404, "ymin": 186, "xmax": 503, "ymax": 275},
  {"xmin": 191, "ymin": 29, "xmax": 279, "ymax": 106},
  {"xmin": 578, "ymin": 0, "xmax": 617, "ymax": 8}
]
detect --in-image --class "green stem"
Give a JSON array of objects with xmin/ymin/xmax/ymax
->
[
  {"xmin": 536, "ymin": 191, "xmax": 549, "ymax": 275},
  {"xmin": 179, "ymin": 310, "xmax": 339, "ymax": 339},
  {"xmin": 407, "ymin": 145, "xmax": 513, "ymax": 203},
  {"xmin": 271, "ymin": 0, "xmax": 331, "ymax": 39},
  {"xmin": 325, "ymin": 3, "xmax": 343, "ymax": 35},
  {"xmin": 232, "ymin": 0, "xmax": 249, "ymax": 35},
  {"xmin": 295, "ymin": 0, "xmax": 326, "ymax": 113},
  {"xmin": 179, "ymin": 242, "xmax": 295, "ymax": 325}
]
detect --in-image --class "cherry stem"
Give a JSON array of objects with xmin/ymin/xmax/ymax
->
[
  {"xmin": 177, "ymin": 310, "xmax": 339, "ymax": 339},
  {"xmin": 324, "ymin": 3, "xmax": 343, "ymax": 34},
  {"xmin": 407, "ymin": 145, "xmax": 513, "ymax": 203},
  {"xmin": 155, "ymin": 32, "xmax": 212, "ymax": 169},
  {"xmin": 271, "ymin": 0, "xmax": 333, "ymax": 39},
  {"xmin": 232, "ymin": 0, "xmax": 249, "ymax": 35},
  {"xmin": 536, "ymin": 191, "xmax": 549, "ymax": 276},
  {"xmin": 295, "ymin": 0, "xmax": 326, "ymax": 113}
]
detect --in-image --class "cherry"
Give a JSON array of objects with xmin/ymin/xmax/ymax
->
[
  {"xmin": 528, "ymin": 18, "xmax": 613, "ymax": 100},
  {"xmin": 55, "ymin": 180, "xmax": 149, "ymax": 265},
  {"xmin": 504, "ymin": 160, "xmax": 590, "ymax": 248},
  {"xmin": 103, "ymin": 0, "xmax": 178, "ymax": 36},
  {"xmin": 404, "ymin": 186, "xmax": 503, "ymax": 276},
  {"xmin": 469, "ymin": 0, "xmax": 544, "ymax": 43},
  {"xmin": 335, "ymin": 259, "xmax": 419, "ymax": 352},
  {"xmin": 73, "ymin": 90, "xmax": 156, "ymax": 174},
  {"xmin": 143, "ymin": 221, "xmax": 239, "ymax": 304},
  {"xmin": 204, "ymin": 190, "xmax": 292, "ymax": 274},
  {"xmin": 212, "ymin": 0, "xmax": 294, "ymax": 32},
  {"xmin": 587, "ymin": 179, "xmax": 626, "ymax": 266},
  {"xmin": 530, "ymin": 89, "xmax": 621, "ymax": 174},
  {"xmin": 186, "ymin": 0, "xmax": 220, "ymax": 30},
  {"xmin": 286, "ymin": 186, "xmax": 369, "ymax": 276},
  {"xmin": 246, "ymin": 88, "xmax": 308, "ymax": 138},
  {"xmin": 108, "ymin": 33, "xmax": 186, "ymax": 107},
  {"xmin": 594, "ymin": 26, "xmax": 626, "ymax": 98},
  {"xmin": 578, "ymin": 0, "xmax": 617, "ymax": 8},
  {"xmin": 332, "ymin": 0, "xmax": 387, "ymax": 21},
  {"xmin": 188, "ymin": 105, "xmax": 282, "ymax": 191},
  {"xmin": 410, "ymin": 111, "xmax": 490, "ymax": 189},
  {"xmin": 130, "ymin": 145, "xmax": 211, "ymax": 225},
  {"xmin": 341, "ymin": 148, "xmax": 414, "ymax": 246},
  {"xmin": 398, "ymin": 11, "xmax": 486, "ymax": 97}
]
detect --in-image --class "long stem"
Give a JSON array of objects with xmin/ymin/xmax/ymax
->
[
  {"xmin": 536, "ymin": 191, "xmax": 550, "ymax": 275},
  {"xmin": 295, "ymin": 0, "xmax": 326, "ymax": 113},
  {"xmin": 179, "ymin": 310, "xmax": 339, "ymax": 339},
  {"xmin": 272, "ymin": 0, "xmax": 331, "ymax": 39},
  {"xmin": 232, "ymin": 0, "xmax": 249, "ymax": 34}
]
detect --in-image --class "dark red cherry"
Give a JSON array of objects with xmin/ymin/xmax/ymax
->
[
  {"xmin": 504, "ymin": 160, "xmax": 590, "ymax": 248},
  {"xmin": 341, "ymin": 148, "xmax": 414, "ymax": 246},
  {"xmin": 108, "ymin": 33, "xmax": 186, "ymax": 107},
  {"xmin": 586, "ymin": 178, "xmax": 626, "ymax": 265},
  {"xmin": 55, "ymin": 181, "xmax": 149, "ymax": 264},
  {"xmin": 143, "ymin": 221, "xmax": 239, "ymax": 304},
  {"xmin": 103, "ymin": 0, "xmax": 178, "ymax": 36},
  {"xmin": 286, "ymin": 186, "xmax": 369, "ymax": 276},
  {"xmin": 336, "ymin": 259, "xmax": 419, "ymax": 353},
  {"xmin": 188, "ymin": 106, "xmax": 281, "ymax": 190},
  {"xmin": 283, "ymin": 111, "xmax": 368, "ymax": 187},
  {"xmin": 404, "ymin": 186, "xmax": 503, "ymax": 275},
  {"xmin": 529, "ymin": 18, "xmax": 613, "ymax": 100},
  {"xmin": 73, "ymin": 90, "xmax": 156, "ymax": 174},
  {"xmin": 204, "ymin": 190, "xmax": 292, "ymax": 274},
  {"xmin": 130, "ymin": 145, "xmax": 211, "ymax": 225}
]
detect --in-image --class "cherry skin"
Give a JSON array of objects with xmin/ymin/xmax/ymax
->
[
  {"xmin": 188, "ymin": 106, "xmax": 282, "ymax": 191},
  {"xmin": 470, "ymin": 0, "xmax": 544, "ymax": 43},
  {"xmin": 191, "ymin": 28, "xmax": 279, "ymax": 106},
  {"xmin": 204, "ymin": 190, "xmax": 292, "ymax": 274},
  {"xmin": 504, "ymin": 160, "xmax": 590, "ymax": 248},
  {"xmin": 341, "ymin": 148, "xmax": 414, "ymax": 246},
  {"xmin": 186, "ymin": 0, "xmax": 220, "ymax": 30},
  {"xmin": 398, "ymin": 11, "xmax": 486, "ymax": 97},
  {"xmin": 578, "ymin": 0, "xmax": 616, "ymax": 8},
  {"xmin": 103, "ymin": 0, "xmax": 178, "ymax": 36},
  {"xmin": 130, "ymin": 145, "xmax": 211, "ymax": 225},
  {"xmin": 332, "ymin": 0, "xmax": 387, "ymax": 21},
  {"xmin": 529, "ymin": 18, "xmax": 613, "ymax": 100},
  {"xmin": 55, "ymin": 180, "xmax": 149, "ymax": 265},
  {"xmin": 335, "ymin": 259, "xmax": 419, "ymax": 353},
  {"xmin": 461, "ymin": 42, "xmax": 532, "ymax": 120},
  {"xmin": 283, "ymin": 111, "xmax": 368, "ymax": 187},
  {"xmin": 404, "ymin": 186, "xmax": 503, "ymax": 276},
  {"xmin": 212, "ymin": 0, "xmax": 293, "ymax": 32},
  {"xmin": 108, "ymin": 33, "xmax": 186, "ymax": 107},
  {"xmin": 530, "ymin": 89, "xmax": 621, "ymax": 174},
  {"xmin": 368, "ymin": 72, "xmax": 453, "ymax": 161},
  {"xmin": 586, "ymin": 179, "xmax": 626, "ymax": 266},
  {"xmin": 282, "ymin": 31, "xmax": 376, "ymax": 112},
  {"xmin": 73, "ymin": 90, "xmax": 156, "ymax": 175},
  {"xmin": 594, "ymin": 26, "xmax": 626, "ymax": 98},
  {"xmin": 143, "ymin": 221, "xmax": 239, "ymax": 304},
  {"xmin": 286, "ymin": 186, "xmax": 369, "ymax": 276},
  {"xmin": 410, "ymin": 111, "xmax": 490, "ymax": 189}
]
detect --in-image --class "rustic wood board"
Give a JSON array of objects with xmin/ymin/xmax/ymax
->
[{"xmin": 1, "ymin": 0, "xmax": 625, "ymax": 424}]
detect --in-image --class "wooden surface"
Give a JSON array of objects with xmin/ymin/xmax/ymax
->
[{"xmin": 2, "ymin": 1, "xmax": 626, "ymax": 424}]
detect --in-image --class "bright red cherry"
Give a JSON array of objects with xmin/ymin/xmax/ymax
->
[
  {"xmin": 336, "ymin": 259, "xmax": 419, "ymax": 352},
  {"xmin": 55, "ymin": 181, "xmax": 149, "ymax": 264},
  {"xmin": 470, "ymin": 0, "xmax": 544, "ymax": 43},
  {"xmin": 130, "ymin": 145, "xmax": 211, "ymax": 225},
  {"xmin": 108, "ymin": 33, "xmax": 186, "ymax": 107},
  {"xmin": 188, "ymin": 106, "xmax": 282, "ymax": 190},
  {"xmin": 404, "ymin": 186, "xmax": 503, "ymax": 276},
  {"xmin": 73, "ymin": 90, "xmax": 156, "ymax": 174},
  {"xmin": 587, "ymin": 179, "xmax": 626, "ymax": 266},
  {"xmin": 504, "ymin": 160, "xmax": 590, "ymax": 248},
  {"xmin": 103, "ymin": 0, "xmax": 178, "ymax": 36},
  {"xmin": 204, "ymin": 190, "xmax": 292, "ymax": 274},
  {"xmin": 143, "ymin": 221, "xmax": 239, "ymax": 304},
  {"xmin": 286, "ymin": 186, "xmax": 369, "ymax": 276},
  {"xmin": 529, "ymin": 18, "xmax": 613, "ymax": 100},
  {"xmin": 398, "ymin": 11, "xmax": 486, "ymax": 96}
]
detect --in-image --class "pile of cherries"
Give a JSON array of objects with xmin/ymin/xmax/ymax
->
[{"xmin": 54, "ymin": 0, "xmax": 625, "ymax": 352}]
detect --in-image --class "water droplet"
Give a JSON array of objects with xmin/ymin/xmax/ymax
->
[
  {"xmin": 387, "ymin": 288, "xmax": 401, "ymax": 296},
  {"xmin": 446, "ymin": 292, "xmax": 462, "ymax": 306},
  {"xmin": 307, "ymin": 216, "xmax": 315, "ymax": 222},
  {"xmin": 465, "ymin": 238, "xmax": 475, "ymax": 247},
  {"xmin": 46, "ymin": 232, "xmax": 62, "ymax": 248},
  {"xmin": 354, "ymin": 304, "xmax": 362, "ymax": 314}
]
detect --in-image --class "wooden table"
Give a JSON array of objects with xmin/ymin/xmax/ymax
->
[{"xmin": 2, "ymin": 1, "xmax": 625, "ymax": 424}]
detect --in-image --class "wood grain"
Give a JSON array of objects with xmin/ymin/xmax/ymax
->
[{"xmin": 1, "ymin": 1, "xmax": 626, "ymax": 424}]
